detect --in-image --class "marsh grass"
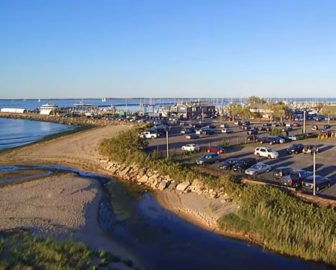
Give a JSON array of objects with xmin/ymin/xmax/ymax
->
[{"xmin": 0, "ymin": 231, "xmax": 128, "ymax": 270}]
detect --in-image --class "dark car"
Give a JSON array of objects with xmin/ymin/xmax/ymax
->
[
  {"xmin": 273, "ymin": 167, "xmax": 293, "ymax": 180},
  {"xmin": 301, "ymin": 175, "xmax": 331, "ymax": 193},
  {"xmin": 219, "ymin": 158, "xmax": 240, "ymax": 170},
  {"xmin": 180, "ymin": 127, "xmax": 195, "ymax": 134},
  {"xmin": 280, "ymin": 170, "xmax": 313, "ymax": 188},
  {"xmin": 323, "ymin": 124, "xmax": 331, "ymax": 130},
  {"xmin": 286, "ymin": 143, "xmax": 304, "ymax": 154},
  {"xmin": 205, "ymin": 145, "xmax": 225, "ymax": 154},
  {"xmin": 247, "ymin": 128, "xmax": 258, "ymax": 135},
  {"xmin": 201, "ymin": 128, "xmax": 215, "ymax": 135},
  {"xmin": 196, "ymin": 153, "xmax": 220, "ymax": 165},
  {"xmin": 304, "ymin": 132, "xmax": 318, "ymax": 138},
  {"xmin": 232, "ymin": 158, "xmax": 257, "ymax": 173},
  {"xmin": 247, "ymin": 135, "xmax": 259, "ymax": 142},
  {"xmin": 259, "ymin": 136, "xmax": 277, "ymax": 145}
]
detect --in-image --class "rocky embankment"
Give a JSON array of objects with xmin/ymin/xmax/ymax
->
[
  {"xmin": 0, "ymin": 112, "xmax": 131, "ymax": 126},
  {"xmin": 100, "ymin": 158, "xmax": 237, "ymax": 230}
]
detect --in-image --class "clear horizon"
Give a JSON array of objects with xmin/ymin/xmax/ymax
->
[{"xmin": 2, "ymin": 0, "xmax": 336, "ymax": 99}]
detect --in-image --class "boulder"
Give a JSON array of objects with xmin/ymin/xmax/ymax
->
[
  {"xmin": 189, "ymin": 179, "xmax": 206, "ymax": 195},
  {"xmin": 176, "ymin": 181, "xmax": 190, "ymax": 192},
  {"xmin": 138, "ymin": 174, "xmax": 149, "ymax": 183},
  {"xmin": 158, "ymin": 180, "xmax": 171, "ymax": 191}
]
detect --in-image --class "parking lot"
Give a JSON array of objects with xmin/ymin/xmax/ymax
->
[{"xmin": 146, "ymin": 119, "xmax": 336, "ymax": 198}]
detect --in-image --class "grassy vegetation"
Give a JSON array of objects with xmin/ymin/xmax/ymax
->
[
  {"xmin": 100, "ymin": 126, "xmax": 336, "ymax": 265},
  {"xmin": 0, "ymin": 231, "xmax": 127, "ymax": 270}
]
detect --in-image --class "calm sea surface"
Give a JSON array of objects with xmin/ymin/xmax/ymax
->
[{"xmin": 0, "ymin": 118, "xmax": 74, "ymax": 151}]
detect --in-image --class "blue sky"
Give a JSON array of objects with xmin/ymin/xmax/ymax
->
[{"xmin": 1, "ymin": 0, "xmax": 336, "ymax": 98}]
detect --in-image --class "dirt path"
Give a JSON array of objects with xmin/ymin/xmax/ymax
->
[{"xmin": 0, "ymin": 125, "xmax": 130, "ymax": 172}]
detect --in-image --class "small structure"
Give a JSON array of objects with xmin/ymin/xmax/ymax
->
[
  {"xmin": 39, "ymin": 104, "xmax": 58, "ymax": 115},
  {"xmin": 0, "ymin": 108, "xmax": 27, "ymax": 114},
  {"xmin": 168, "ymin": 101, "xmax": 216, "ymax": 119}
]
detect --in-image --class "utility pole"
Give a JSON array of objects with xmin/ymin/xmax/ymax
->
[
  {"xmin": 166, "ymin": 128, "xmax": 169, "ymax": 159},
  {"xmin": 313, "ymin": 148, "xmax": 316, "ymax": 196},
  {"xmin": 303, "ymin": 110, "xmax": 306, "ymax": 134}
]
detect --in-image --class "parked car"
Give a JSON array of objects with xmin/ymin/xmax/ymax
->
[
  {"xmin": 247, "ymin": 135, "xmax": 259, "ymax": 142},
  {"xmin": 245, "ymin": 162, "xmax": 272, "ymax": 176},
  {"xmin": 219, "ymin": 158, "xmax": 240, "ymax": 170},
  {"xmin": 141, "ymin": 131, "xmax": 158, "ymax": 139},
  {"xmin": 302, "ymin": 145, "xmax": 319, "ymax": 154},
  {"xmin": 323, "ymin": 124, "xmax": 331, "ymax": 130},
  {"xmin": 273, "ymin": 167, "xmax": 293, "ymax": 180},
  {"xmin": 247, "ymin": 128, "xmax": 258, "ymax": 135},
  {"xmin": 196, "ymin": 153, "xmax": 220, "ymax": 165},
  {"xmin": 282, "ymin": 126, "xmax": 293, "ymax": 132},
  {"xmin": 254, "ymin": 147, "xmax": 279, "ymax": 159},
  {"xmin": 205, "ymin": 145, "xmax": 225, "ymax": 154},
  {"xmin": 293, "ymin": 122, "xmax": 301, "ymax": 127},
  {"xmin": 234, "ymin": 120, "xmax": 242, "ymax": 126},
  {"xmin": 180, "ymin": 127, "xmax": 195, "ymax": 134},
  {"xmin": 232, "ymin": 158, "xmax": 257, "ymax": 172},
  {"xmin": 304, "ymin": 132, "xmax": 318, "ymax": 138},
  {"xmin": 181, "ymin": 144, "xmax": 200, "ymax": 152},
  {"xmin": 259, "ymin": 136, "xmax": 278, "ymax": 145},
  {"xmin": 220, "ymin": 123, "xmax": 230, "ymax": 128},
  {"xmin": 221, "ymin": 128, "xmax": 233, "ymax": 134},
  {"xmin": 288, "ymin": 134, "xmax": 305, "ymax": 141},
  {"xmin": 311, "ymin": 125, "xmax": 319, "ymax": 131},
  {"xmin": 186, "ymin": 134, "xmax": 199, "ymax": 140},
  {"xmin": 280, "ymin": 170, "xmax": 313, "ymax": 188},
  {"xmin": 201, "ymin": 128, "xmax": 215, "ymax": 135},
  {"xmin": 301, "ymin": 175, "xmax": 331, "ymax": 193},
  {"xmin": 286, "ymin": 143, "xmax": 304, "ymax": 154}
]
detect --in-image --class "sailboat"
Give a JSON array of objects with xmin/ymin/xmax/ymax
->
[
  {"xmin": 38, "ymin": 99, "xmax": 41, "ymax": 102},
  {"xmin": 102, "ymin": 97, "xmax": 106, "ymax": 102}
]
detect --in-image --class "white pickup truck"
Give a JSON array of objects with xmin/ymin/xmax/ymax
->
[
  {"xmin": 181, "ymin": 144, "xmax": 201, "ymax": 152},
  {"xmin": 141, "ymin": 131, "xmax": 158, "ymax": 139}
]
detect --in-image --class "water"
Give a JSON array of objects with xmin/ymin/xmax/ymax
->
[
  {"xmin": 0, "ymin": 164, "xmax": 330, "ymax": 270},
  {"xmin": 1, "ymin": 98, "xmax": 336, "ymax": 114},
  {"xmin": 0, "ymin": 118, "xmax": 75, "ymax": 151}
]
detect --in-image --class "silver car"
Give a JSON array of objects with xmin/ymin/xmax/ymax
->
[{"xmin": 245, "ymin": 162, "xmax": 272, "ymax": 176}]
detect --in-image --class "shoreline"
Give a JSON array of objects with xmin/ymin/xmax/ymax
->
[{"xmin": 0, "ymin": 122, "xmax": 333, "ymax": 268}]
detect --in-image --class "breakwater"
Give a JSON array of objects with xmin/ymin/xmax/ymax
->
[{"xmin": 0, "ymin": 112, "xmax": 132, "ymax": 126}]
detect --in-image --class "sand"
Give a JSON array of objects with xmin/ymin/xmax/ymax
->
[
  {"xmin": 155, "ymin": 190, "xmax": 237, "ymax": 232},
  {"xmin": 0, "ymin": 172, "xmax": 142, "ymax": 269},
  {"xmin": 0, "ymin": 125, "xmax": 130, "ymax": 173}
]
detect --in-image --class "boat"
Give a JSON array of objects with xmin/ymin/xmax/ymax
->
[
  {"xmin": 38, "ymin": 99, "xmax": 41, "ymax": 102},
  {"xmin": 39, "ymin": 103, "xmax": 58, "ymax": 115},
  {"xmin": 102, "ymin": 97, "xmax": 107, "ymax": 102}
]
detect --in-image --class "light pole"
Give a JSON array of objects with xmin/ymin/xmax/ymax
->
[
  {"xmin": 166, "ymin": 127, "xmax": 170, "ymax": 159},
  {"xmin": 313, "ymin": 146, "xmax": 317, "ymax": 196},
  {"xmin": 303, "ymin": 110, "xmax": 306, "ymax": 134}
]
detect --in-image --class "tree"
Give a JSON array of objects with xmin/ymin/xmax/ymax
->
[
  {"xmin": 247, "ymin": 96, "xmax": 266, "ymax": 107},
  {"xmin": 321, "ymin": 104, "xmax": 335, "ymax": 125},
  {"xmin": 267, "ymin": 102, "xmax": 288, "ymax": 122}
]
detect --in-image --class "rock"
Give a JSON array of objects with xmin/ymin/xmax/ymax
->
[
  {"xmin": 138, "ymin": 174, "xmax": 149, "ymax": 183},
  {"xmin": 189, "ymin": 179, "xmax": 206, "ymax": 195},
  {"xmin": 176, "ymin": 181, "xmax": 190, "ymax": 192},
  {"xmin": 158, "ymin": 180, "xmax": 171, "ymax": 191}
]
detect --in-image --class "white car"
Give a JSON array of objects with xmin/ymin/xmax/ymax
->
[
  {"xmin": 141, "ymin": 131, "xmax": 158, "ymax": 139},
  {"xmin": 181, "ymin": 144, "xmax": 200, "ymax": 152},
  {"xmin": 245, "ymin": 162, "xmax": 272, "ymax": 175},
  {"xmin": 254, "ymin": 147, "xmax": 279, "ymax": 159},
  {"xmin": 221, "ymin": 128, "xmax": 233, "ymax": 134}
]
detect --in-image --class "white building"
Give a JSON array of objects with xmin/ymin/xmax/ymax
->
[
  {"xmin": 0, "ymin": 108, "xmax": 27, "ymax": 114},
  {"xmin": 39, "ymin": 104, "xmax": 58, "ymax": 115}
]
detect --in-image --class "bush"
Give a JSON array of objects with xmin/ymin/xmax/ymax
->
[{"xmin": 269, "ymin": 127, "xmax": 283, "ymax": 136}]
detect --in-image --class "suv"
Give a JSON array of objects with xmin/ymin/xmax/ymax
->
[
  {"xmin": 141, "ymin": 131, "xmax": 158, "ymax": 139},
  {"xmin": 301, "ymin": 175, "xmax": 331, "ymax": 193},
  {"xmin": 232, "ymin": 158, "xmax": 257, "ymax": 172},
  {"xmin": 273, "ymin": 167, "xmax": 293, "ymax": 180},
  {"xmin": 254, "ymin": 147, "xmax": 279, "ymax": 159},
  {"xmin": 196, "ymin": 153, "xmax": 219, "ymax": 165},
  {"xmin": 286, "ymin": 144, "xmax": 304, "ymax": 154},
  {"xmin": 280, "ymin": 170, "xmax": 313, "ymax": 188}
]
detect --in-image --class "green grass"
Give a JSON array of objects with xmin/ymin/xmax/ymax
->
[
  {"xmin": 99, "ymin": 126, "xmax": 336, "ymax": 265},
  {"xmin": 0, "ymin": 231, "xmax": 127, "ymax": 270}
]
